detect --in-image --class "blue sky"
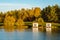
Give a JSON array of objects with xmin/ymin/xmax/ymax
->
[{"xmin": 0, "ymin": 0, "xmax": 60, "ymax": 12}]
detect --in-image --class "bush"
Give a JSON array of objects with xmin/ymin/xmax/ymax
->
[{"xmin": 37, "ymin": 18, "xmax": 44, "ymax": 25}]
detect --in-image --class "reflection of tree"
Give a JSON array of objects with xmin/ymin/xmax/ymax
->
[{"xmin": 4, "ymin": 26, "xmax": 14, "ymax": 32}]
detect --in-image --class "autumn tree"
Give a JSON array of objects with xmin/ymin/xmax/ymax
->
[
  {"xmin": 16, "ymin": 18, "xmax": 25, "ymax": 29},
  {"xmin": 21, "ymin": 8, "xmax": 28, "ymax": 20},
  {"xmin": 34, "ymin": 7, "xmax": 41, "ymax": 21},
  {"xmin": 4, "ymin": 15, "xmax": 15, "ymax": 29},
  {"xmin": 26, "ymin": 9, "xmax": 35, "ymax": 21},
  {"xmin": 0, "ymin": 12, "xmax": 4, "ymax": 23}
]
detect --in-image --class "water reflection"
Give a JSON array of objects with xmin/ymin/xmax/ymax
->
[
  {"xmin": 4, "ymin": 28, "xmax": 14, "ymax": 32},
  {"xmin": 33, "ymin": 32, "xmax": 39, "ymax": 40},
  {"xmin": 46, "ymin": 28, "xmax": 52, "ymax": 40},
  {"xmin": 0, "ymin": 29, "xmax": 15, "ymax": 40},
  {"xmin": 32, "ymin": 27, "xmax": 39, "ymax": 40},
  {"xmin": 4, "ymin": 26, "xmax": 15, "ymax": 32},
  {"xmin": 5, "ymin": 32, "xmax": 15, "ymax": 40},
  {"xmin": 16, "ymin": 29, "xmax": 25, "ymax": 32},
  {"xmin": 4, "ymin": 28, "xmax": 25, "ymax": 32},
  {"xmin": 16, "ymin": 31, "xmax": 25, "ymax": 40},
  {"xmin": 46, "ymin": 28, "xmax": 51, "ymax": 32},
  {"xmin": 32, "ymin": 28, "xmax": 38, "ymax": 32},
  {"xmin": 0, "ymin": 26, "xmax": 60, "ymax": 40}
]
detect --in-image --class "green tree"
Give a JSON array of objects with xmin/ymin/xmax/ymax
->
[
  {"xmin": 41, "ymin": 5, "xmax": 51, "ymax": 22},
  {"xmin": 48, "ymin": 7, "xmax": 58, "ymax": 22},
  {"xmin": 38, "ymin": 18, "xmax": 44, "ymax": 25}
]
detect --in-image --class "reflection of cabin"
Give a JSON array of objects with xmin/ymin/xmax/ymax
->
[
  {"xmin": 46, "ymin": 23, "xmax": 51, "ymax": 28},
  {"xmin": 33, "ymin": 28, "xmax": 38, "ymax": 32},
  {"xmin": 33, "ymin": 22, "xmax": 38, "ymax": 28}
]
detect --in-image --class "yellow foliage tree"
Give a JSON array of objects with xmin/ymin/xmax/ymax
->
[
  {"xmin": 27, "ymin": 9, "xmax": 34, "ymax": 17},
  {"xmin": 16, "ymin": 19, "xmax": 25, "ymax": 29},
  {"xmin": 34, "ymin": 7, "xmax": 41, "ymax": 18},
  {"xmin": 4, "ymin": 16, "xmax": 15, "ymax": 31}
]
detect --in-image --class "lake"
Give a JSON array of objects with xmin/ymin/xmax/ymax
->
[{"xmin": 0, "ymin": 28, "xmax": 60, "ymax": 40}]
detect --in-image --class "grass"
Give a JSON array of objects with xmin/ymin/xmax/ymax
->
[
  {"xmin": 52, "ymin": 23, "xmax": 60, "ymax": 26},
  {"xmin": 0, "ymin": 22, "xmax": 60, "ymax": 27},
  {"xmin": 24, "ymin": 22, "xmax": 60, "ymax": 27}
]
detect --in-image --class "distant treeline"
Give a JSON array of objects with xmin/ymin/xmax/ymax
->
[{"xmin": 0, "ymin": 4, "xmax": 60, "ymax": 27}]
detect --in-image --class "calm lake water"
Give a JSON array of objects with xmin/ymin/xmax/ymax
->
[{"xmin": 0, "ymin": 28, "xmax": 60, "ymax": 40}]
